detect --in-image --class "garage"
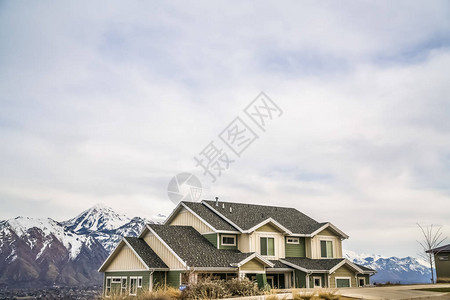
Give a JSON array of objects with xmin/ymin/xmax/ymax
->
[{"xmin": 336, "ymin": 278, "xmax": 351, "ymax": 288}]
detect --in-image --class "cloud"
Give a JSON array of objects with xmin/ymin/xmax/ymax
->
[{"xmin": 0, "ymin": 0, "xmax": 450, "ymax": 257}]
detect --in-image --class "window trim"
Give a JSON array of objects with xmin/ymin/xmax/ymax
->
[
  {"xmin": 221, "ymin": 234, "xmax": 236, "ymax": 246},
  {"xmin": 358, "ymin": 277, "xmax": 365, "ymax": 287},
  {"xmin": 286, "ymin": 237, "xmax": 300, "ymax": 244},
  {"xmin": 137, "ymin": 276, "xmax": 143, "ymax": 288}
]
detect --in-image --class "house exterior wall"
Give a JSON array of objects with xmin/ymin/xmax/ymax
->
[
  {"xmin": 249, "ymin": 230, "xmax": 285, "ymax": 259},
  {"xmin": 104, "ymin": 271, "xmax": 153, "ymax": 296},
  {"xmin": 294, "ymin": 270, "xmax": 307, "ymax": 288},
  {"xmin": 309, "ymin": 273, "xmax": 326, "ymax": 288},
  {"xmin": 203, "ymin": 233, "xmax": 218, "ymax": 248},
  {"xmin": 240, "ymin": 260, "xmax": 265, "ymax": 272},
  {"xmin": 167, "ymin": 271, "xmax": 182, "ymax": 287},
  {"xmin": 310, "ymin": 231, "xmax": 343, "ymax": 259},
  {"xmin": 435, "ymin": 252, "xmax": 450, "ymax": 282},
  {"xmin": 104, "ymin": 245, "xmax": 147, "ymax": 271},
  {"xmin": 285, "ymin": 237, "xmax": 306, "ymax": 257},
  {"xmin": 143, "ymin": 231, "xmax": 185, "ymax": 269},
  {"xmin": 357, "ymin": 274, "xmax": 370, "ymax": 286},
  {"xmin": 238, "ymin": 234, "xmax": 250, "ymax": 253},
  {"xmin": 256, "ymin": 223, "xmax": 280, "ymax": 232},
  {"xmin": 168, "ymin": 207, "xmax": 214, "ymax": 234},
  {"xmin": 329, "ymin": 265, "xmax": 357, "ymax": 288}
]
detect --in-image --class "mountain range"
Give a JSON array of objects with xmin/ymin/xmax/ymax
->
[{"xmin": 0, "ymin": 204, "xmax": 432, "ymax": 288}]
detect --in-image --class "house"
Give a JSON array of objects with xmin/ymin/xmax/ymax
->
[
  {"xmin": 426, "ymin": 244, "xmax": 450, "ymax": 283},
  {"xmin": 98, "ymin": 199, "xmax": 375, "ymax": 296}
]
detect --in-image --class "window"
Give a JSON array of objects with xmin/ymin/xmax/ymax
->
[
  {"xmin": 287, "ymin": 237, "xmax": 300, "ymax": 244},
  {"xmin": 320, "ymin": 240, "xmax": 333, "ymax": 258},
  {"xmin": 260, "ymin": 237, "xmax": 275, "ymax": 256},
  {"xmin": 439, "ymin": 255, "xmax": 449, "ymax": 261},
  {"xmin": 359, "ymin": 278, "xmax": 365, "ymax": 287},
  {"xmin": 129, "ymin": 277, "xmax": 137, "ymax": 296},
  {"xmin": 336, "ymin": 278, "xmax": 351, "ymax": 288},
  {"xmin": 137, "ymin": 276, "xmax": 143, "ymax": 288},
  {"xmin": 106, "ymin": 277, "xmax": 111, "ymax": 296},
  {"xmin": 121, "ymin": 277, "xmax": 127, "ymax": 294},
  {"xmin": 221, "ymin": 235, "xmax": 236, "ymax": 246}
]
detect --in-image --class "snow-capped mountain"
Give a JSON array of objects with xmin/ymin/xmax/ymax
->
[
  {"xmin": 344, "ymin": 249, "xmax": 433, "ymax": 284},
  {"xmin": 0, "ymin": 205, "xmax": 163, "ymax": 288}
]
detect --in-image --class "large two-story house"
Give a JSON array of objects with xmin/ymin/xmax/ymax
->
[{"xmin": 99, "ymin": 199, "xmax": 375, "ymax": 296}]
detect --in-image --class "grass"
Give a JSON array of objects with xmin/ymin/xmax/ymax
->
[{"xmin": 415, "ymin": 287, "xmax": 450, "ymax": 293}]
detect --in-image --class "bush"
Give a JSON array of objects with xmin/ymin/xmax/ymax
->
[
  {"xmin": 292, "ymin": 291, "xmax": 315, "ymax": 300},
  {"xmin": 316, "ymin": 290, "xmax": 340, "ymax": 300},
  {"xmin": 224, "ymin": 277, "xmax": 261, "ymax": 297},
  {"xmin": 181, "ymin": 277, "xmax": 263, "ymax": 299}
]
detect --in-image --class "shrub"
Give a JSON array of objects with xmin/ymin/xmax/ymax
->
[
  {"xmin": 224, "ymin": 277, "xmax": 261, "ymax": 297},
  {"xmin": 317, "ymin": 290, "xmax": 340, "ymax": 300},
  {"xmin": 292, "ymin": 291, "xmax": 315, "ymax": 300},
  {"xmin": 181, "ymin": 278, "xmax": 230, "ymax": 299}
]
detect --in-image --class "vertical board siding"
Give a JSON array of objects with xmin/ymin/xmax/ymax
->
[
  {"xmin": 329, "ymin": 265, "xmax": 357, "ymax": 288},
  {"xmin": 238, "ymin": 234, "xmax": 250, "ymax": 253},
  {"xmin": 105, "ymin": 245, "xmax": 147, "ymax": 271},
  {"xmin": 203, "ymin": 233, "xmax": 218, "ymax": 248},
  {"xmin": 285, "ymin": 237, "xmax": 306, "ymax": 257},
  {"xmin": 144, "ymin": 232, "xmax": 185, "ymax": 269},
  {"xmin": 168, "ymin": 207, "xmax": 213, "ymax": 233}
]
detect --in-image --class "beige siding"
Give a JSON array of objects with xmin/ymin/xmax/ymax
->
[
  {"xmin": 329, "ymin": 265, "xmax": 357, "ymax": 288},
  {"xmin": 255, "ymin": 223, "xmax": 282, "ymax": 233},
  {"xmin": 143, "ymin": 231, "xmax": 185, "ymax": 269},
  {"xmin": 104, "ymin": 244, "xmax": 147, "ymax": 271},
  {"xmin": 316, "ymin": 228, "xmax": 336, "ymax": 236},
  {"xmin": 305, "ymin": 237, "xmax": 312, "ymax": 258},
  {"xmin": 240, "ymin": 259, "xmax": 265, "ymax": 272},
  {"xmin": 168, "ymin": 207, "xmax": 214, "ymax": 233},
  {"xmin": 248, "ymin": 231, "xmax": 285, "ymax": 259},
  {"xmin": 310, "ymin": 234, "xmax": 342, "ymax": 259},
  {"xmin": 238, "ymin": 234, "xmax": 250, "ymax": 253}
]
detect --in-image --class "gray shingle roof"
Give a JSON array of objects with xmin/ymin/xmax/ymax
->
[
  {"xmin": 269, "ymin": 260, "xmax": 292, "ymax": 269},
  {"xmin": 123, "ymin": 237, "xmax": 168, "ymax": 269},
  {"xmin": 355, "ymin": 263, "xmax": 376, "ymax": 272},
  {"xmin": 426, "ymin": 243, "xmax": 450, "ymax": 253},
  {"xmin": 282, "ymin": 257, "xmax": 345, "ymax": 271},
  {"xmin": 182, "ymin": 201, "xmax": 238, "ymax": 232},
  {"xmin": 203, "ymin": 200, "xmax": 325, "ymax": 234},
  {"xmin": 148, "ymin": 224, "xmax": 254, "ymax": 268}
]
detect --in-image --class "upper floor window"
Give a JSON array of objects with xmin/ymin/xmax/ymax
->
[
  {"xmin": 221, "ymin": 235, "xmax": 236, "ymax": 246},
  {"xmin": 287, "ymin": 237, "xmax": 300, "ymax": 244},
  {"xmin": 320, "ymin": 240, "xmax": 333, "ymax": 258},
  {"xmin": 260, "ymin": 237, "xmax": 275, "ymax": 256}
]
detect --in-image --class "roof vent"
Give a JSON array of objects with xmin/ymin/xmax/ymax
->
[
  {"xmin": 230, "ymin": 207, "xmax": 232, "ymax": 213},
  {"xmin": 222, "ymin": 203, "xmax": 225, "ymax": 209},
  {"xmin": 215, "ymin": 197, "xmax": 219, "ymax": 206}
]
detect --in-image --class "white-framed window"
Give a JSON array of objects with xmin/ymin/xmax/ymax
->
[
  {"xmin": 105, "ymin": 277, "xmax": 112, "ymax": 297},
  {"xmin": 221, "ymin": 235, "xmax": 236, "ymax": 246},
  {"xmin": 137, "ymin": 276, "xmax": 143, "ymax": 288},
  {"xmin": 320, "ymin": 240, "xmax": 333, "ymax": 258},
  {"xmin": 121, "ymin": 277, "xmax": 127, "ymax": 294},
  {"xmin": 287, "ymin": 237, "xmax": 300, "ymax": 244},
  {"xmin": 313, "ymin": 276, "xmax": 322, "ymax": 288},
  {"xmin": 439, "ymin": 255, "xmax": 449, "ymax": 261},
  {"xmin": 260, "ymin": 237, "xmax": 275, "ymax": 256},
  {"xmin": 129, "ymin": 277, "xmax": 138, "ymax": 296}
]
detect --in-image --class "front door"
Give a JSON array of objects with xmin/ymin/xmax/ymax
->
[{"xmin": 359, "ymin": 278, "xmax": 365, "ymax": 287}]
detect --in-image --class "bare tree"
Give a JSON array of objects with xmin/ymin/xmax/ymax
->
[{"xmin": 417, "ymin": 223, "xmax": 446, "ymax": 284}]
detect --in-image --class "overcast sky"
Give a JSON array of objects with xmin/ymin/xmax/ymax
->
[{"xmin": 1, "ymin": 1, "xmax": 450, "ymax": 258}]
